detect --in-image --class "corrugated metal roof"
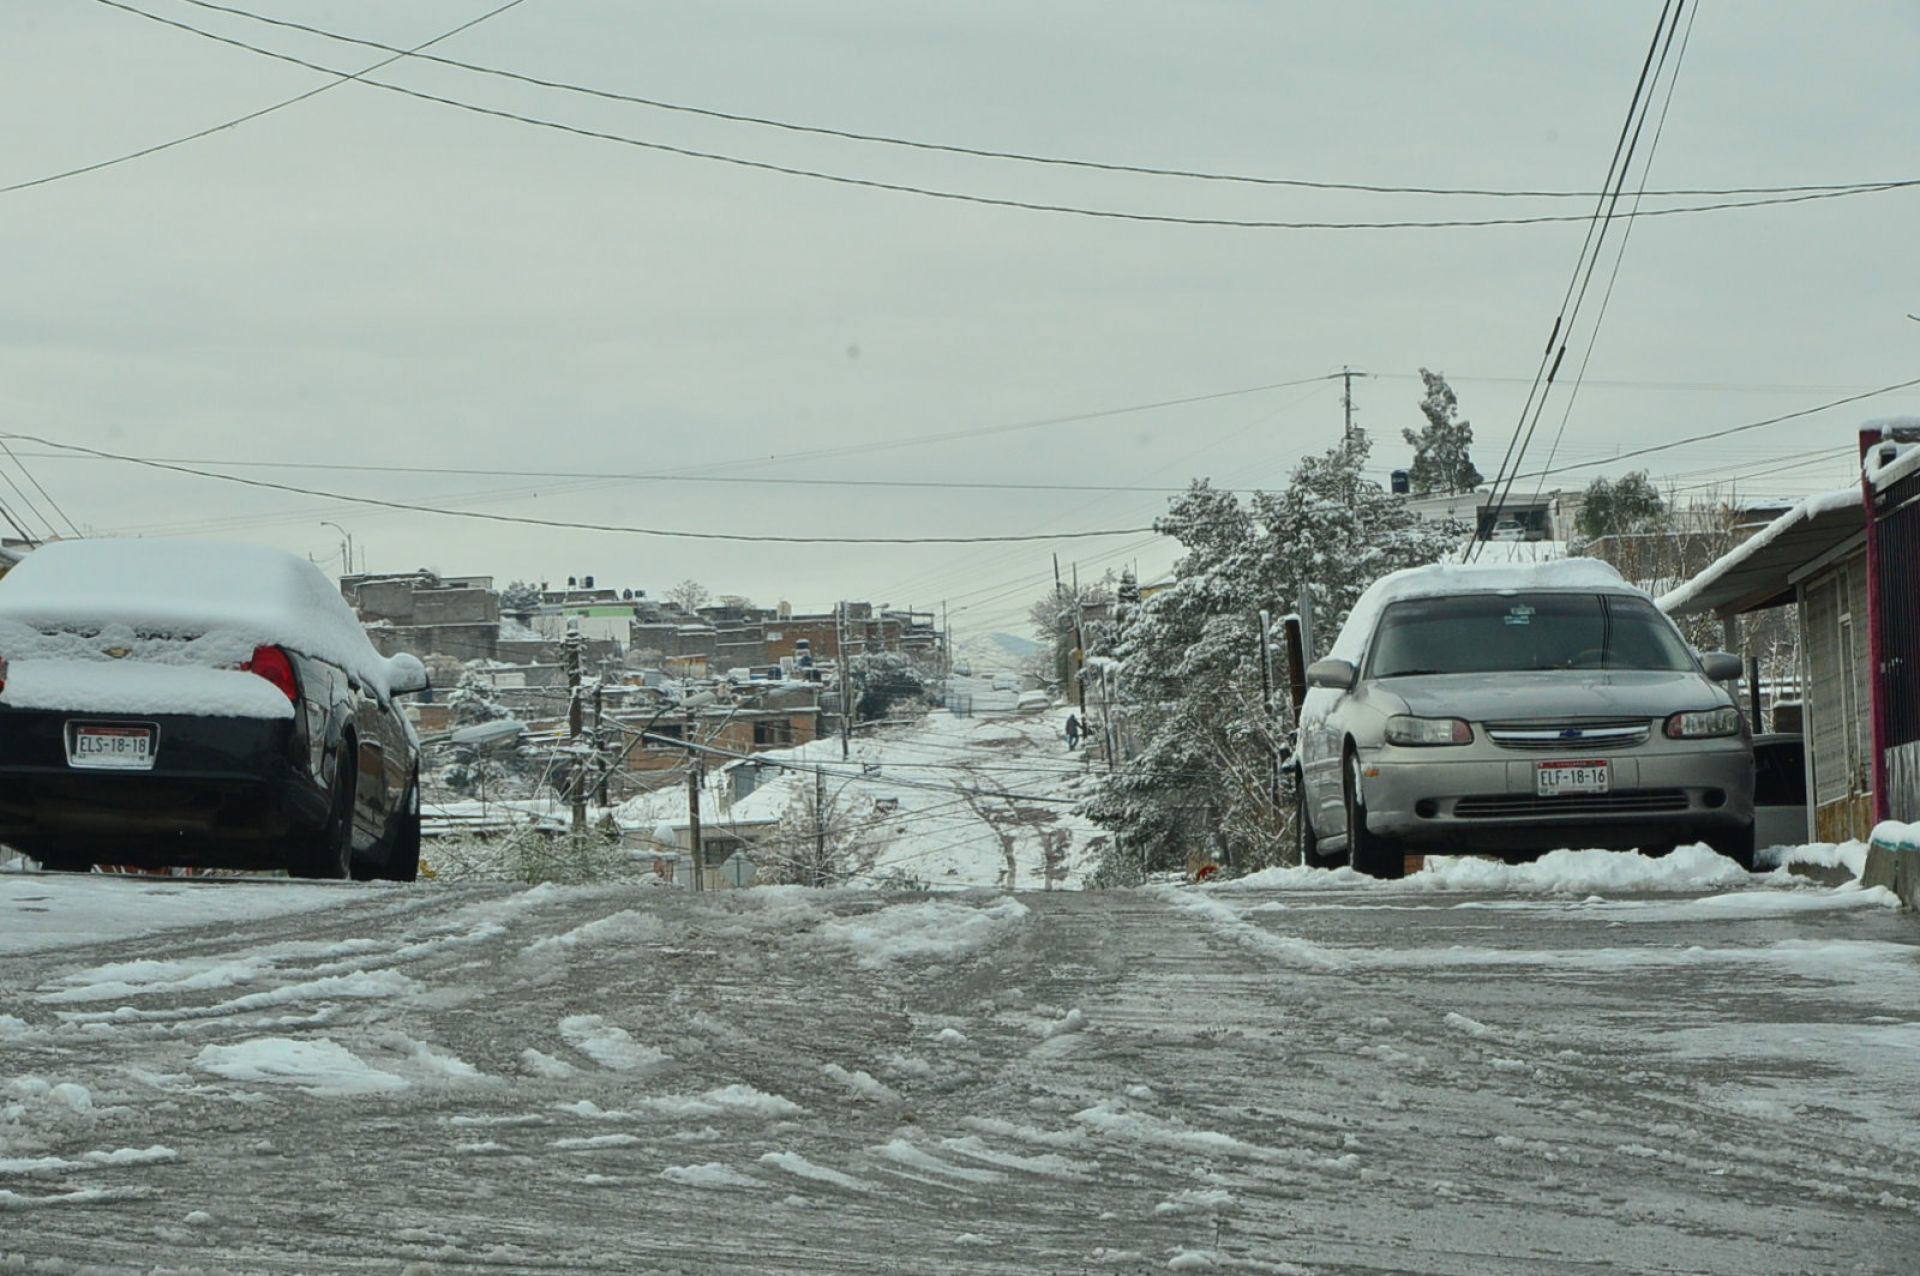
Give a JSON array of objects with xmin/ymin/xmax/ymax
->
[{"xmin": 1658, "ymin": 487, "xmax": 1865, "ymax": 619}]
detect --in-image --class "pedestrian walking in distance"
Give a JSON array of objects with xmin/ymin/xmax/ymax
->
[{"xmin": 1064, "ymin": 713, "xmax": 1083, "ymax": 751}]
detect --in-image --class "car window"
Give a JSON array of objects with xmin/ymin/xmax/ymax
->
[
  {"xmin": 1367, "ymin": 592, "xmax": 1696, "ymax": 677},
  {"xmin": 1753, "ymin": 739, "xmax": 1808, "ymax": 806}
]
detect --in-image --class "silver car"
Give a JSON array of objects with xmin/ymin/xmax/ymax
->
[{"xmin": 1297, "ymin": 562, "xmax": 1753, "ymax": 878}]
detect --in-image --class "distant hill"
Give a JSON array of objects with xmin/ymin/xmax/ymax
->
[{"xmin": 953, "ymin": 630, "xmax": 1040, "ymax": 673}]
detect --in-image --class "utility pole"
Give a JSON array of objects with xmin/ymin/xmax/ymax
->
[
  {"xmin": 836, "ymin": 602, "xmax": 852, "ymax": 760},
  {"xmin": 591, "ymin": 679, "xmax": 608, "ymax": 807},
  {"xmin": 685, "ymin": 711, "xmax": 704, "ymax": 892},
  {"xmin": 814, "ymin": 766, "xmax": 827, "ymax": 888},
  {"xmin": 1071, "ymin": 563, "xmax": 1088, "ymax": 716},
  {"xmin": 565, "ymin": 619, "xmax": 586, "ymax": 837}
]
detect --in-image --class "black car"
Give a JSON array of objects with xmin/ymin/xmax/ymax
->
[{"xmin": 0, "ymin": 539, "xmax": 427, "ymax": 879}]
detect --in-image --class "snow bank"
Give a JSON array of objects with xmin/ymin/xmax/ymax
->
[
  {"xmin": 1760, "ymin": 840, "xmax": 1869, "ymax": 878},
  {"xmin": 1408, "ymin": 844, "xmax": 1754, "ymax": 893},
  {"xmin": 1225, "ymin": 846, "xmax": 1792, "ymax": 895},
  {"xmin": 0, "ymin": 538, "xmax": 411, "ymax": 702}
]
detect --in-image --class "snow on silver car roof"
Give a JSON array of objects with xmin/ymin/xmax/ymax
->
[
  {"xmin": 1328, "ymin": 557, "xmax": 1634, "ymax": 663},
  {"xmin": 0, "ymin": 538, "xmax": 401, "ymax": 695}
]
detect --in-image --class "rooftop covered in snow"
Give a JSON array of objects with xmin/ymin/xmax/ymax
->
[{"xmin": 1657, "ymin": 487, "xmax": 1865, "ymax": 619}]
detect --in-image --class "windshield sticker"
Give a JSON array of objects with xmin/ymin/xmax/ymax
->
[{"xmin": 1504, "ymin": 605, "xmax": 1535, "ymax": 626}]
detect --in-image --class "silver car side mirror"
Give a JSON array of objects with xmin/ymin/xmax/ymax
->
[
  {"xmin": 1306, "ymin": 658, "xmax": 1358, "ymax": 690},
  {"xmin": 1699, "ymin": 651, "xmax": 1743, "ymax": 681}
]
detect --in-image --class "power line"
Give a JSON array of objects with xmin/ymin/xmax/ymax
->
[
  {"xmin": 7, "ymin": 452, "xmax": 1230, "ymax": 496},
  {"xmin": 0, "ymin": 432, "xmax": 1157, "ymax": 544},
  {"xmin": 84, "ymin": 0, "xmax": 1920, "ymax": 231},
  {"xmin": 1510, "ymin": 377, "xmax": 1920, "ymax": 481},
  {"xmin": 1528, "ymin": 0, "xmax": 1701, "ymax": 511},
  {"xmin": 2, "ymin": 0, "xmax": 529, "ymax": 197},
  {"xmin": 163, "ymin": 0, "xmax": 1916, "ymax": 204},
  {"xmin": 1477, "ymin": 0, "xmax": 1686, "ymax": 558}
]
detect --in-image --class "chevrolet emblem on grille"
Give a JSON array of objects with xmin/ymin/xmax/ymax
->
[{"xmin": 104, "ymin": 646, "xmax": 132, "ymax": 659}]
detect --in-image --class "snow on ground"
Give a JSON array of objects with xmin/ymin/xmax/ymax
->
[
  {"xmin": 0, "ymin": 873, "xmax": 361, "ymax": 957},
  {"xmin": 1220, "ymin": 843, "xmax": 1882, "ymax": 897},
  {"xmin": 1, "ymin": 852, "xmax": 1914, "ymax": 1271},
  {"xmin": 614, "ymin": 701, "xmax": 1107, "ymax": 890}
]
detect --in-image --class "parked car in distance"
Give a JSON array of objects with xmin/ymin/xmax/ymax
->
[
  {"xmin": 1297, "ymin": 559, "xmax": 1754, "ymax": 878},
  {"xmin": 1752, "ymin": 733, "xmax": 1808, "ymax": 851},
  {"xmin": 1490, "ymin": 519, "xmax": 1527, "ymax": 542},
  {"xmin": 0, "ymin": 539, "xmax": 427, "ymax": 879}
]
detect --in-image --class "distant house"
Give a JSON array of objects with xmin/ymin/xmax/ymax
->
[
  {"xmin": 343, "ymin": 570, "xmax": 501, "ymax": 662},
  {"xmin": 1660, "ymin": 422, "xmax": 1920, "ymax": 841},
  {"xmin": 1402, "ymin": 488, "xmax": 1573, "ymax": 541}
]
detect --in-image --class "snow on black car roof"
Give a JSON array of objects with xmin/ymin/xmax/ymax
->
[{"xmin": 0, "ymin": 538, "xmax": 402, "ymax": 696}]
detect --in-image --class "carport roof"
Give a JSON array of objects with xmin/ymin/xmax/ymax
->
[{"xmin": 1657, "ymin": 486, "xmax": 1864, "ymax": 619}]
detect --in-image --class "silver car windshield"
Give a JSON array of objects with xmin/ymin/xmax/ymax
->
[{"xmin": 1367, "ymin": 592, "xmax": 1695, "ymax": 677}]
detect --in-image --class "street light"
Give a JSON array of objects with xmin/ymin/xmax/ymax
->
[{"xmin": 320, "ymin": 522, "xmax": 353, "ymax": 575}]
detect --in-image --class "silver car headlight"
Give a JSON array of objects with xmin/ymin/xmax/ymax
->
[
  {"xmin": 1385, "ymin": 715, "xmax": 1473, "ymax": 746},
  {"xmin": 1663, "ymin": 707, "xmax": 1740, "ymax": 739}
]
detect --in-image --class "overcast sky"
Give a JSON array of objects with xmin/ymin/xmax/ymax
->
[{"xmin": 4, "ymin": 0, "xmax": 1915, "ymax": 639}]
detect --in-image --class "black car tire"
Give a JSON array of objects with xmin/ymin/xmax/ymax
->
[
  {"xmin": 1707, "ymin": 821, "xmax": 1757, "ymax": 872},
  {"xmin": 1345, "ymin": 750, "xmax": 1404, "ymax": 881},
  {"xmin": 378, "ymin": 777, "xmax": 422, "ymax": 883},
  {"xmin": 291, "ymin": 751, "xmax": 356, "ymax": 880}
]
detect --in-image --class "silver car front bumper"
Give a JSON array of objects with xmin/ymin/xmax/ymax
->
[{"xmin": 1356, "ymin": 736, "xmax": 1753, "ymax": 853}]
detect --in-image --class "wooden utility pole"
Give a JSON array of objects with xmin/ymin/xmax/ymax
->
[
  {"xmin": 1071, "ymin": 562, "xmax": 1088, "ymax": 716},
  {"xmin": 591, "ymin": 680, "xmax": 608, "ymax": 807},
  {"xmin": 814, "ymin": 766, "xmax": 827, "ymax": 888},
  {"xmin": 685, "ymin": 715, "xmax": 704, "ymax": 892},
  {"xmin": 565, "ymin": 620, "xmax": 586, "ymax": 837},
  {"xmin": 836, "ymin": 602, "xmax": 852, "ymax": 760}
]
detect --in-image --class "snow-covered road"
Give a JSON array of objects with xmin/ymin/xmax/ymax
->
[{"xmin": 3, "ymin": 866, "xmax": 1915, "ymax": 1273}]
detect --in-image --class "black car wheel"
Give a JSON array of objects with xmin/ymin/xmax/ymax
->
[
  {"xmin": 377, "ymin": 776, "xmax": 422, "ymax": 883},
  {"xmin": 291, "ymin": 750, "xmax": 356, "ymax": 880},
  {"xmin": 1345, "ymin": 750, "xmax": 1404, "ymax": 880}
]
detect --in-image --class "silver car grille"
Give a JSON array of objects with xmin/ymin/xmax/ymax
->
[
  {"xmin": 1453, "ymin": 789, "xmax": 1689, "ymax": 818},
  {"xmin": 1483, "ymin": 719, "xmax": 1652, "ymax": 751}
]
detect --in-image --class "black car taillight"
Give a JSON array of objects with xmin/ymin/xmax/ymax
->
[{"xmin": 242, "ymin": 645, "xmax": 299, "ymax": 703}]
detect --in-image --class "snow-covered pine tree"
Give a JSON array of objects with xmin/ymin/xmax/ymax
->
[{"xmin": 1085, "ymin": 435, "xmax": 1460, "ymax": 880}]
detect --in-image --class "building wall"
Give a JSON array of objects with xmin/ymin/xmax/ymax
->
[{"xmin": 1802, "ymin": 553, "xmax": 1876, "ymax": 843}]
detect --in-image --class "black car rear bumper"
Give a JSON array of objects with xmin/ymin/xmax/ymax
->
[{"xmin": 0, "ymin": 708, "xmax": 325, "ymax": 868}]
